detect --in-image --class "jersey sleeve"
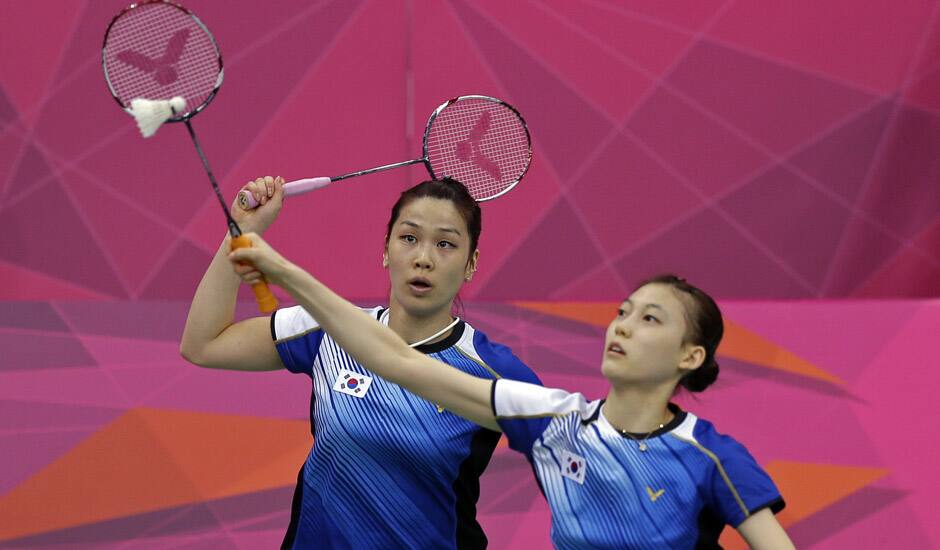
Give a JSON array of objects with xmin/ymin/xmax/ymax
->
[
  {"xmin": 271, "ymin": 305, "xmax": 325, "ymax": 376},
  {"xmin": 706, "ymin": 435, "xmax": 785, "ymax": 527},
  {"xmin": 472, "ymin": 330, "xmax": 543, "ymax": 386},
  {"xmin": 492, "ymin": 379, "xmax": 590, "ymax": 455}
]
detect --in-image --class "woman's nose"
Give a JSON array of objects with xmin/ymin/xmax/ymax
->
[
  {"xmin": 413, "ymin": 246, "xmax": 433, "ymax": 270},
  {"xmin": 614, "ymin": 318, "xmax": 633, "ymax": 338}
]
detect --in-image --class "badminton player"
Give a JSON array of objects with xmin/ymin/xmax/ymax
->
[
  {"xmin": 227, "ymin": 235, "xmax": 795, "ymax": 549},
  {"xmin": 181, "ymin": 176, "xmax": 541, "ymax": 549}
]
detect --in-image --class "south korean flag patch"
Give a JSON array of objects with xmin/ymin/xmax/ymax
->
[
  {"xmin": 560, "ymin": 450, "xmax": 587, "ymax": 485},
  {"xmin": 333, "ymin": 369, "xmax": 373, "ymax": 398}
]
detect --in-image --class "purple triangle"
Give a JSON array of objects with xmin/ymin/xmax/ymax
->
[
  {"xmin": 57, "ymin": 301, "xmax": 189, "ymax": 341},
  {"xmin": 0, "ymin": 302, "xmax": 69, "ymax": 332},
  {"xmin": 824, "ymin": 219, "xmax": 914, "ymax": 296},
  {"xmin": 0, "ymin": 399, "xmax": 121, "ymax": 431},
  {"xmin": 0, "ymin": 429, "xmax": 102, "ymax": 494},
  {"xmin": 476, "ymin": 199, "xmax": 604, "ymax": 299},
  {"xmin": 613, "ymin": 208, "xmax": 811, "ymax": 298},
  {"xmin": 790, "ymin": 100, "xmax": 895, "ymax": 203},
  {"xmin": 787, "ymin": 488, "xmax": 922, "ymax": 549},
  {"xmin": 138, "ymin": 240, "xmax": 213, "ymax": 300},
  {"xmin": 0, "ymin": 179, "xmax": 126, "ymax": 297},
  {"xmin": 626, "ymin": 86, "xmax": 772, "ymax": 198},
  {"xmin": 6, "ymin": 143, "xmax": 54, "ymax": 204},
  {"xmin": 0, "ymin": 84, "xmax": 17, "ymax": 131},
  {"xmin": 668, "ymin": 41, "xmax": 876, "ymax": 154},
  {"xmin": 448, "ymin": 0, "xmax": 615, "ymax": 181},
  {"xmin": 854, "ymin": 105, "xmax": 940, "ymax": 241},
  {"xmin": 568, "ymin": 132, "xmax": 702, "ymax": 255},
  {"xmin": 719, "ymin": 165, "xmax": 852, "ymax": 288},
  {"xmin": 0, "ymin": 332, "xmax": 97, "ymax": 371}
]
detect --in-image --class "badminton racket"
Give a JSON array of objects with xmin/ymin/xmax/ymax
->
[
  {"xmin": 237, "ymin": 95, "xmax": 531, "ymax": 209},
  {"xmin": 102, "ymin": 0, "xmax": 277, "ymax": 313}
]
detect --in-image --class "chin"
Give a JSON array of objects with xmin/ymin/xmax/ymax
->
[
  {"xmin": 398, "ymin": 293, "xmax": 445, "ymax": 317},
  {"xmin": 600, "ymin": 358, "xmax": 624, "ymax": 381}
]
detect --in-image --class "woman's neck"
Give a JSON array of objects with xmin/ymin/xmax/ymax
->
[
  {"xmin": 385, "ymin": 303, "xmax": 457, "ymax": 347},
  {"xmin": 602, "ymin": 383, "xmax": 675, "ymax": 434}
]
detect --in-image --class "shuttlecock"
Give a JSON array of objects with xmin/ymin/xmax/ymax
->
[{"xmin": 128, "ymin": 96, "xmax": 186, "ymax": 138}]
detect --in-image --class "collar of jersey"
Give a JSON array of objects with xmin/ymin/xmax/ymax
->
[
  {"xmin": 376, "ymin": 308, "xmax": 466, "ymax": 355},
  {"xmin": 588, "ymin": 401, "xmax": 687, "ymax": 439}
]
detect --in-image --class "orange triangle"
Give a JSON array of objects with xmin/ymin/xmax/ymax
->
[
  {"xmin": 511, "ymin": 301, "xmax": 844, "ymax": 385},
  {"xmin": 721, "ymin": 321, "xmax": 844, "ymax": 385},
  {"xmin": 719, "ymin": 461, "xmax": 888, "ymax": 548},
  {"xmin": 0, "ymin": 408, "xmax": 310, "ymax": 541},
  {"xmin": 512, "ymin": 300, "xmax": 615, "ymax": 327}
]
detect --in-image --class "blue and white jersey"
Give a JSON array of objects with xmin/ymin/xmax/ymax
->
[
  {"xmin": 492, "ymin": 379, "xmax": 784, "ymax": 550},
  {"xmin": 272, "ymin": 306, "xmax": 541, "ymax": 550}
]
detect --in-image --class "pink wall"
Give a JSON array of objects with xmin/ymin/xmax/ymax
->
[
  {"xmin": 1, "ymin": 1, "xmax": 939, "ymax": 548},
  {"xmin": 1, "ymin": 299, "xmax": 938, "ymax": 547},
  {"xmin": 1, "ymin": 0, "xmax": 938, "ymax": 302}
]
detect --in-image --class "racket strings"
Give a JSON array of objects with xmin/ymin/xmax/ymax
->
[
  {"xmin": 427, "ymin": 99, "xmax": 529, "ymax": 199},
  {"xmin": 104, "ymin": 3, "xmax": 220, "ymax": 113}
]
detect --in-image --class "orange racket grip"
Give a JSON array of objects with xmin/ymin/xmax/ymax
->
[{"xmin": 230, "ymin": 235, "xmax": 278, "ymax": 313}]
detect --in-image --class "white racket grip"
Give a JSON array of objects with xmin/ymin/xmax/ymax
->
[{"xmin": 236, "ymin": 177, "xmax": 333, "ymax": 210}]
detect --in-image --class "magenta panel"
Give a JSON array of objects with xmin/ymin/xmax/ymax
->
[
  {"xmin": 0, "ymin": 0, "xmax": 936, "ymax": 300},
  {"xmin": 0, "ymin": 299, "xmax": 936, "ymax": 548}
]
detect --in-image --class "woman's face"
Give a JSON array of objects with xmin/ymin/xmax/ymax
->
[
  {"xmin": 384, "ymin": 197, "xmax": 478, "ymax": 318},
  {"xmin": 601, "ymin": 283, "xmax": 698, "ymax": 388}
]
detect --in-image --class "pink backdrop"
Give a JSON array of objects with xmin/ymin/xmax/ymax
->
[
  {"xmin": 1, "ymin": 0, "xmax": 937, "ymax": 300},
  {"xmin": 1, "ymin": 0, "xmax": 938, "ymax": 548}
]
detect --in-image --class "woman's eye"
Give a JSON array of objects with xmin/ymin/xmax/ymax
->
[
  {"xmin": 437, "ymin": 241, "xmax": 456, "ymax": 249},
  {"xmin": 643, "ymin": 314, "xmax": 659, "ymax": 323},
  {"xmin": 401, "ymin": 235, "xmax": 417, "ymax": 243},
  {"xmin": 617, "ymin": 308, "xmax": 626, "ymax": 317}
]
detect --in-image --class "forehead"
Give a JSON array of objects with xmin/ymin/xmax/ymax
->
[
  {"xmin": 624, "ymin": 283, "xmax": 687, "ymax": 316},
  {"xmin": 396, "ymin": 197, "xmax": 466, "ymax": 229}
]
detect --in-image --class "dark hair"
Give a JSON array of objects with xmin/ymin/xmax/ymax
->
[
  {"xmin": 635, "ymin": 274, "xmax": 723, "ymax": 392},
  {"xmin": 384, "ymin": 177, "xmax": 482, "ymax": 262}
]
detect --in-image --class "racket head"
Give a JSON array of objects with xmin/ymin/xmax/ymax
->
[
  {"xmin": 423, "ymin": 95, "xmax": 532, "ymax": 202},
  {"xmin": 102, "ymin": 0, "xmax": 223, "ymax": 121}
]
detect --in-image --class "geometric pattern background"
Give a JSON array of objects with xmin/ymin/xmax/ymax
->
[
  {"xmin": 1, "ymin": 0, "xmax": 938, "ymax": 302},
  {"xmin": 1, "ymin": 300, "xmax": 938, "ymax": 548},
  {"xmin": 2, "ymin": 1, "xmax": 939, "ymax": 548}
]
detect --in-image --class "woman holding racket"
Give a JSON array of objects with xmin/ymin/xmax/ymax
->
[
  {"xmin": 226, "ymin": 236, "xmax": 794, "ymax": 549},
  {"xmin": 181, "ymin": 176, "xmax": 541, "ymax": 549}
]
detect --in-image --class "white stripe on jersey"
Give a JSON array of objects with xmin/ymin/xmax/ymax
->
[
  {"xmin": 494, "ymin": 379, "xmax": 600, "ymax": 420},
  {"xmin": 273, "ymin": 304, "xmax": 325, "ymax": 342}
]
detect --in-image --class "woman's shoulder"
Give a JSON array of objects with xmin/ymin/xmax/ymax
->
[
  {"xmin": 458, "ymin": 322, "xmax": 542, "ymax": 385},
  {"xmin": 671, "ymin": 411, "xmax": 761, "ymax": 466}
]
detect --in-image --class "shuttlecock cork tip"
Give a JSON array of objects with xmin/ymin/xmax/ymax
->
[
  {"xmin": 129, "ymin": 97, "xmax": 186, "ymax": 138},
  {"xmin": 169, "ymin": 96, "xmax": 186, "ymax": 114}
]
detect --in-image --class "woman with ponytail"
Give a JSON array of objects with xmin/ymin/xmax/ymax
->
[{"xmin": 228, "ymin": 233, "xmax": 793, "ymax": 549}]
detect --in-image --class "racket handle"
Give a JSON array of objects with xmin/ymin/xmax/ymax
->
[
  {"xmin": 230, "ymin": 235, "xmax": 278, "ymax": 313},
  {"xmin": 236, "ymin": 177, "xmax": 333, "ymax": 210}
]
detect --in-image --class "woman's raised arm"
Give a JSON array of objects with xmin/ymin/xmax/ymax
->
[{"xmin": 228, "ymin": 232, "xmax": 500, "ymax": 430}]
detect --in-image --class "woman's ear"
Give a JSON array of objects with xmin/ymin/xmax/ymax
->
[
  {"xmin": 465, "ymin": 249, "xmax": 480, "ymax": 281},
  {"xmin": 678, "ymin": 344, "xmax": 706, "ymax": 374}
]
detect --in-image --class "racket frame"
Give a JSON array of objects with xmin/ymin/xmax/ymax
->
[
  {"xmin": 102, "ymin": 0, "xmax": 225, "ymax": 122},
  {"xmin": 320, "ymin": 95, "xmax": 531, "ymax": 195},
  {"xmin": 423, "ymin": 95, "xmax": 531, "ymax": 202}
]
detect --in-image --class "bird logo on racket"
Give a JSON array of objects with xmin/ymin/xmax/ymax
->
[
  {"xmin": 116, "ymin": 28, "xmax": 191, "ymax": 86},
  {"xmin": 454, "ymin": 110, "xmax": 503, "ymax": 182}
]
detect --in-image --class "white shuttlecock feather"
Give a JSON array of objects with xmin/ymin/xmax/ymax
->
[{"xmin": 128, "ymin": 96, "xmax": 186, "ymax": 138}]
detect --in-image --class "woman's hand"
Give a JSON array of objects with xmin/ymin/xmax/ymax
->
[
  {"xmin": 232, "ymin": 175, "xmax": 284, "ymax": 235},
  {"xmin": 228, "ymin": 232, "xmax": 295, "ymax": 288}
]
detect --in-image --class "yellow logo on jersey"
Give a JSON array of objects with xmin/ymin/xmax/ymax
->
[
  {"xmin": 646, "ymin": 487, "xmax": 665, "ymax": 502},
  {"xmin": 436, "ymin": 404, "xmax": 445, "ymax": 413}
]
